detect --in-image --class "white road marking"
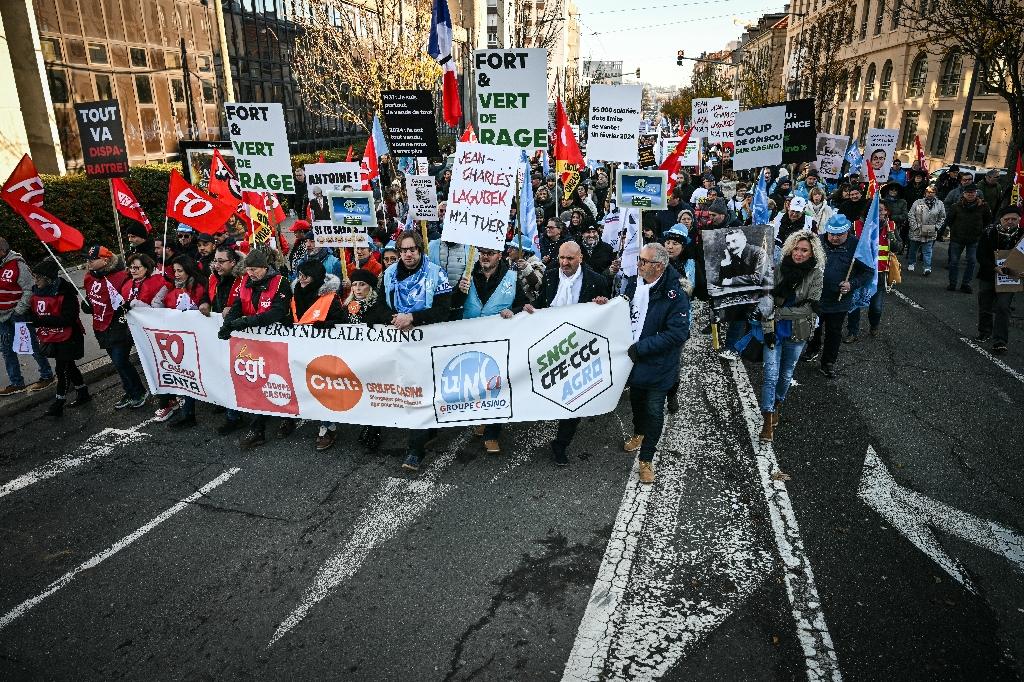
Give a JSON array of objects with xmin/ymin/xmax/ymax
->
[
  {"xmin": 0, "ymin": 467, "xmax": 240, "ymax": 631},
  {"xmin": 959, "ymin": 337, "xmax": 1024, "ymax": 384},
  {"xmin": 731, "ymin": 361, "xmax": 843, "ymax": 681},
  {"xmin": 858, "ymin": 445, "xmax": 1024, "ymax": 592},
  {"xmin": 0, "ymin": 419, "xmax": 157, "ymax": 502},
  {"xmin": 564, "ymin": 326, "xmax": 775, "ymax": 680},
  {"xmin": 891, "ymin": 289, "xmax": 923, "ymax": 310}
]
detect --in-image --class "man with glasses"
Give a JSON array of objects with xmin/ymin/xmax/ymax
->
[
  {"xmin": 525, "ymin": 241, "xmax": 610, "ymax": 466},
  {"xmin": 622, "ymin": 243, "xmax": 690, "ymax": 484},
  {"xmin": 201, "ymin": 245, "xmax": 246, "ymax": 434},
  {"xmin": 454, "ymin": 244, "xmax": 529, "ymax": 454}
]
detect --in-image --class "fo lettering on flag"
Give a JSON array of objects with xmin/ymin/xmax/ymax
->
[
  {"xmin": 166, "ymin": 169, "xmax": 236, "ymax": 234},
  {"xmin": 3, "ymin": 154, "xmax": 84, "ymax": 252}
]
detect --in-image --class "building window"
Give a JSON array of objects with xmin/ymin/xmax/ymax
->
[
  {"xmin": 938, "ymin": 50, "xmax": 962, "ymax": 97},
  {"xmin": 170, "ymin": 78, "xmax": 185, "ymax": 103},
  {"xmin": 879, "ymin": 60, "xmax": 893, "ymax": 99},
  {"xmin": 864, "ymin": 63, "xmax": 876, "ymax": 101},
  {"xmin": 928, "ymin": 110, "xmax": 953, "ymax": 156},
  {"xmin": 46, "ymin": 67, "xmax": 69, "ymax": 104},
  {"xmin": 87, "ymin": 42, "xmax": 108, "ymax": 65},
  {"xmin": 135, "ymin": 74, "xmax": 154, "ymax": 104},
  {"xmin": 95, "ymin": 74, "xmax": 114, "ymax": 100},
  {"xmin": 824, "ymin": 110, "xmax": 833, "ymax": 134},
  {"xmin": 891, "ymin": 0, "xmax": 902, "ymax": 28},
  {"xmin": 875, "ymin": 109, "xmax": 887, "ymax": 129},
  {"xmin": 846, "ymin": 110, "xmax": 857, "ymax": 139},
  {"xmin": 40, "ymin": 37, "xmax": 62, "ymax": 62},
  {"xmin": 197, "ymin": 55, "xmax": 212, "ymax": 73},
  {"xmin": 835, "ymin": 109, "xmax": 844, "ymax": 134},
  {"xmin": 837, "ymin": 69, "xmax": 849, "ymax": 101},
  {"xmin": 860, "ymin": 0, "xmax": 869, "ymax": 39},
  {"xmin": 965, "ymin": 112, "xmax": 995, "ymax": 164},
  {"xmin": 166, "ymin": 51, "xmax": 182, "ymax": 69},
  {"xmin": 907, "ymin": 52, "xmax": 927, "ymax": 97},
  {"xmin": 850, "ymin": 66, "xmax": 862, "ymax": 100},
  {"xmin": 859, "ymin": 110, "xmax": 871, "ymax": 144},
  {"xmin": 130, "ymin": 47, "xmax": 148, "ymax": 68},
  {"xmin": 899, "ymin": 110, "xmax": 920, "ymax": 149},
  {"xmin": 874, "ymin": 0, "xmax": 885, "ymax": 33},
  {"xmin": 202, "ymin": 79, "xmax": 215, "ymax": 102}
]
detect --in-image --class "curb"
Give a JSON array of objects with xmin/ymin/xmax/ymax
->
[{"xmin": 0, "ymin": 353, "xmax": 123, "ymax": 418}]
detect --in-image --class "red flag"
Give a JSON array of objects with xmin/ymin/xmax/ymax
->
[
  {"xmin": 241, "ymin": 191, "xmax": 273, "ymax": 246},
  {"xmin": 207, "ymin": 148, "xmax": 250, "ymax": 228},
  {"xmin": 361, "ymin": 136, "xmax": 379, "ymax": 190},
  {"xmin": 318, "ymin": 151, "xmax": 326, "ymax": 163},
  {"xmin": 659, "ymin": 126, "xmax": 695, "ymax": 195},
  {"xmin": 2, "ymin": 154, "xmax": 45, "ymax": 209},
  {"xmin": 7, "ymin": 201, "xmax": 84, "ymax": 253},
  {"xmin": 264, "ymin": 192, "xmax": 287, "ymax": 225},
  {"xmin": 460, "ymin": 124, "xmax": 477, "ymax": 143},
  {"xmin": 166, "ymin": 169, "xmax": 236, "ymax": 234},
  {"xmin": 914, "ymin": 135, "xmax": 928, "ymax": 173},
  {"xmin": 1011, "ymin": 152, "xmax": 1023, "ymax": 212},
  {"xmin": 866, "ymin": 154, "xmax": 878, "ymax": 199},
  {"xmin": 110, "ymin": 178, "xmax": 152, "ymax": 232},
  {"xmin": 345, "ymin": 145, "xmax": 353, "ymax": 162},
  {"xmin": 554, "ymin": 99, "xmax": 584, "ymax": 194}
]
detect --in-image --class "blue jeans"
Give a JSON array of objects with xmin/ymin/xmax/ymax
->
[
  {"xmin": 0, "ymin": 317, "xmax": 53, "ymax": 387},
  {"xmin": 180, "ymin": 396, "xmax": 195, "ymax": 417},
  {"xmin": 907, "ymin": 240, "xmax": 934, "ymax": 269},
  {"xmin": 629, "ymin": 387, "xmax": 667, "ymax": 462},
  {"xmin": 846, "ymin": 276, "xmax": 887, "ymax": 335},
  {"xmin": 106, "ymin": 342, "xmax": 146, "ymax": 400},
  {"xmin": 725, "ymin": 320, "xmax": 747, "ymax": 351},
  {"xmin": 761, "ymin": 339, "xmax": 806, "ymax": 412},
  {"xmin": 948, "ymin": 241, "xmax": 977, "ymax": 287}
]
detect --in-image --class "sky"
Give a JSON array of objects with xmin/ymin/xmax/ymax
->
[{"xmin": 574, "ymin": 0, "xmax": 789, "ymax": 89}]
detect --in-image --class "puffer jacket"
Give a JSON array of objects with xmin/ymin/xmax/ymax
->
[
  {"xmin": 818, "ymin": 234, "xmax": 873, "ymax": 314},
  {"xmin": 908, "ymin": 198, "xmax": 945, "ymax": 242}
]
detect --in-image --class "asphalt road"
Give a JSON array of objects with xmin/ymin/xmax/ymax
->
[{"xmin": 0, "ymin": 249, "xmax": 1021, "ymax": 680}]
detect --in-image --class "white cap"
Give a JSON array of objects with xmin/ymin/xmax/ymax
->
[{"xmin": 789, "ymin": 196, "xmax": 807, "ymax": 213}]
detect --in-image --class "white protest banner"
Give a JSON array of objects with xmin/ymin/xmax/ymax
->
[
  {"xmin": 691, "ymin": 97, "xmax": 719, "ymax": 135},
  {"xmin": 406, "ymin": 174, "xmax": 439, "ymax": 221},
  {"xmin": 224, "ymin": 102, "xmax": 294, "ymax": 193},
  {"xmin": 661, "ymin": 134, "xmax": 703, "ymax": 167},
  {"xmin": 816, "ymin": 133, "xmax": 850, "ymax": 179},
  {"xmin": 127, "ymin": 299, "xmax": 632, "ymax": 428},
  {"xmin": 708, "ymin": 99, "xmax": 739, "ymax": 143},
  {"xmin": 12, "ymin": 322, "xmax": 33, "ymax": 355},
  {"xmin": 474, "ymin": 49, "xmax": 548, "ymax": 152},
  {"xmin": 866, "ymin": 128, "xmax": 899, "ymax": 182},
  {"xmin": 416, "ymin": 157, "xmax": 429, "ymax": 175},
  {"xmin": 304, "ymin": 162, "xmax": 363, "ymax": 246},
  {"xmin": 443, "ymin": 141, "xmax": 519, "ymax": 250},
  {"xmin": 732, "ymin": 105, "xmax": 786, "ymax": 171},
  {"xmin": 327, "ymin": 191, "xmax": 375, "ymax": 247},
  {"xmin": 586, "ymin": 84, "xmax": 642, "ymax": 163}
]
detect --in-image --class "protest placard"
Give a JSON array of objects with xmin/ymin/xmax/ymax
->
[
  {"xmin": 691, "ymin": 98, "xmax": 719, "ymax": 135},
  {"xmin": 702, "ymin": 224, "xmax": 775, "ymax": 308},
  {"xmin": 473, "ymin": 49, "xmax": 548, "ymax": 152},
  {"xmin": 416, "ymin": 157, "xmax": 429, "ymax": 175},
  {"xmin": 816, "ymin": 133, "xmax": 850, "ymax": 179},
  {"xmin": 708, "ymin": 99, "xmax": 739, "ymax": 143},
  {"xmin": 995, "ymin": 250, "xmax": 1024, "ymax": 292},
  {"xmin": 638, "ymin": 143, "xmax": 656, "ymax": 168},
  {"xmin": 615, "ymin": 169, "xmax": 668, "ymax": 210},
  {"xmin": 305, "ymin": 162, "xmax": 362, "ymax": 243},
  {"xmin": 586, "ymin": 84, "xmax": 642, "ymax": 163},
  {"xmin": 73, "ymin": 100, "xmax": 129, "ymax": 178},
  {"xmin": 732, "ymin": 105, "xmax": 786, "ymax": 171},
  {"xmin": 406, "ymin": 175, "xmax": 439, "ymax": 221},
  {"xmin": 866, "ymin": 128, "xmax": 900, "ymax": 182},
  {"xmin": 381, "ymin": 90, "xmax": 441, "ymax": 158},
  {"xmin": 443, "ymin": 142, "xmax": 519, "ymax": 250},
  {"xmin": 782, "ymin": 98, "xmax": 818, "ymax": 163},
  {"xmin": 321, "ymin": 191, "xmax": 375, "ymax": 248},
  {"xmin": 224, "ymin": 102, "xmax": 293, "ymax": 193}
]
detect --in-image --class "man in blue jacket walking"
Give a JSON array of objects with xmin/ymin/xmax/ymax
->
[
  {"xmin": 623, "ymin": 243, "xmax": 691, "ymax": 484},
  {"xmin": 814, "ymin": 215, "xmax": 873, "ymax": 378}
]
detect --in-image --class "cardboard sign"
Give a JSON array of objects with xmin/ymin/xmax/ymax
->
[
  {"xmin": 732, "ymin": 105, "xmax": 786, "ymax": 171},
  {"xmin": 691, "ymin": 98, "xmax": 719, "ymax": 135},
  {"xmin": 996, "ymin": 249, "xmax": 1024, "ymax": 292},
  {"xmin": 73, "ymin": 100, "xmax": 129, "ymax": 178},
  {"xmin": 708, "ymin": 100, "xmax": 739, "ymax": 143},
  {"xmin": 406, "ymin": 174, "xmax": 439, "ymax": 221},
  {"xmin": 782, "ymin": 98, "xmax": 818, "ymax": 163},
  {"xmin": 443, "ymin": 142, "xmax": 519, "ymax": 250},
  {"xmin": 325, "ymin": 191, "xmax": 375, "ymax": 248},
  {"xmin": 305, "ymin": 161, "xmax": 362, "ymax": 242},
  {"xmin": 586, "ymin": 84, "xmax": 642, "ymax": 163},
  {"xmin": 224, "ymin": 102, "xmax": 294, "ymax": 193},
  {"xmin": 473, "ymin": 49, "xmax": 549, "ymax": 152},
  {"xmin": 381, "ymin": 90, "xmax": 441, "ymax": 158},
  {"xmin": 816, "ymin": 133, "xmax": 850, "ymax": 179},
  {"xmin": 865, "ymin": 128, "xmax": 899, "ymax": 183},
  {"xmin": 615, "ymin": 168, "xmax": 668, "ymax": 210}
]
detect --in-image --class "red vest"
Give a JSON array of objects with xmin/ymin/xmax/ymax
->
[
  {"xmin": 238, "ymin": 274, "xmax": 283, "ymax": 316},
  {"xmin": 121, "ymin": 274, "xmax": 165, "ymax": 306},
  {"xmin": 84, "ymin": 270, "xmax": 130, "ymax": 332},
  {"xmin": 0, "ymin": 258, "xmax": 25, "ymax": 314},
  {"xmin": 165, "ymin": 282, "xmax": 206, "ymax": 311},
  {"xmin": 31, "ymin": 290, "xmax": 73, "ymax": 343},
  {"xmin": 208, "ymin": 273, "xmax": 241, "ymax": 310}
]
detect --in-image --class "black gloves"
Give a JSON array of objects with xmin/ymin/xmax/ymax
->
[
  {"xmin": 764, "ymin": 331, "xmax": 776, "ymax": 350},
  {"xmin": 627, "ymin": 344, "xmax": 638, "ymax": 363},
  {"xmin": 217, "ymin": 325, "xmax": 232, "ymax": 340}
]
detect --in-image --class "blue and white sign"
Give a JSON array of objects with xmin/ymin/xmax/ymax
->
[
  {"xmin": 328, "ymin": 190, "xmax": 376, "ymax": 247},
  {"xmin": 615, "ymin": 168, "xmax": 668, "ymax": 210},
  {"xmin": 431, "ymin": 340, "xmax": 512, "ymax": 423}
]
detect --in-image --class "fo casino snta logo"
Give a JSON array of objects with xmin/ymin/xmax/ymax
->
[
  {"xmin": 529, "ymin": 323, "xmax": 611, "ymax": 412},
  {"xmin": 432, "ymin": 341, "xmax": 512, "ymax": 423}
]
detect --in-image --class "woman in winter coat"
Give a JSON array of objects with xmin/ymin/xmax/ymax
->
[
  {"xmin": 758, "ymin": 230, "xmax": 824, "ymax": 442},
  {"xmin": 122, "ymin": 253, "xmax": 168, "ymax": 309},
  {"xmin": 807, "ymin": 187, "xmax": 833, "ymax": 230},
  {"xmin": 30, "ymin": 258, "xmax": 87, "ymax": 417},
  {"xmin": 906, "ymin": 185, "xmax": 945, "ymax": 275},
  {"xmin": 156, "ymin": 255, "xmax": 207, "ymax": 429}
]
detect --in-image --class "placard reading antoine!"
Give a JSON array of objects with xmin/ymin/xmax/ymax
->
[
  {"xmin": 380, "ymin": 90, "xmax": 441, "ymax": 158},
  {"xmin": 74, "ymin": 100, "xmax": 129, "ymax": 178}
]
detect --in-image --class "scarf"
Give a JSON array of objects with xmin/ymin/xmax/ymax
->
[
  {"xmin": 395, "ymin": 260, "xmax": 429, "ymax": 313},
  {"xmin": 552, "ymin": 266, "xmax": 582, "ymax": 307},
  {"xmin": 772, "ymin": 254, "xmax": 816, "ymax": 300},
  {"xmin": 924, "ymin": 197, "xmax": 936, "ymax": 209},
  {"xmin": 345, "ymin": 290, "xmax": 378, "ymax": 324},
  {"xmin": 630, "ymin": 276, "xmax": 656, "ymax": 342}
]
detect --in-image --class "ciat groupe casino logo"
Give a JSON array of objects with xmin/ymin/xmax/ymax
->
[
  {"xmin": 229, "ymin": 338, "xmax": 299, "ymax": 415},
  {"xmin": 150, "ymin": 330, "xmax": 206, "ymax": 397},
  {"xmin": 305, "ymin": 355, "xmax": 363, "ymax": 412}
]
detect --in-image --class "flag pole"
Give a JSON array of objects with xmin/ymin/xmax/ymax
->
[
  {"xmin": 108, "ymin": 179, "xmax": 126, "ymax": 260},
  {"xmin": 39, "ymin": 241, "xmax": 87, "ymax": 304},
  {"xmin": 161, "ymin": 216, "xmax": 169, "ymax": 273}
]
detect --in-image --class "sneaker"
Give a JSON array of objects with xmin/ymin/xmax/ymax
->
[
  {"xmin": 128, "ymin": 393, "xmax": 149, "ymax": 409},
  {"xmin": 638, "ymin": 461, "xmax": 655, "ymax": 484},
  {"xmin": 153, "ymin": 398, "xmax": 180, "ymax": 422},
  {"xmin": 239, "ymin": 429, "xmax": 266, "ymax": 450},
  {"xmin": 624, "ymin": 434, "xmax": 644, "ymax": 452},
  {"xmin": 316, "ymin": 429, "xmax": 337, "ymax": 451},
  {"xmin": 960, "ymin": 284, "xmax": 973, "ymax": 294},
  {"xmin": 0, "ymin": 384, "xmax": 27, "ymax": 397},
  {"xmin": 402, "ymin": 453, "xmax": 422, "ymax": 472},
  {"xmin": 216, "ymin": 419, "xmax": 243, "ymax": 436},
  {"xmin": 802, "ymin": 351, "xmax": 820, "ymax": 363},
  {"xmin": 550, "ymin": 442, "xmax": 569, "ymax": 467},
  {"xmin": 68, "ymin": 386, "xmax": 92, "ymax": 407},
  {"xmin": 992, "ymin": 342, "xmax": 1008, "ymax": 355},
  {"xmin": 907, "ymin": 263, "xmax": 915, "ymax": 272},
  {"xmin": 483, "ymin": 439, "xmax": 501, "ymax": 454},
  {"xmin": 167, "ymin": 412, "xmax": 197, "ymax": 429},
  {"xmin": 718, "ymin": 349, "xmax": 739, "ymax": 362},
  {"xmin": 27, "ymin": 377, "xmax": 55, "ymax": 392},
  {"xmin": 277, "ymin": 419, "xmax": 297, "ymax": 438},
  {"xmin": 818, "ymin": 363, "xmax": 835, "ymax": 378},
  {"xmin": 667, "ymin": 393, "xmax": 680, "ymax": 414},
  {"xmin": 114, "ymin": 394, "xmax": 133, "ymax": 410},
  {"xmin": 472, "ymin": 425, "xmax": 486, "ymax": 437},
  {"xmin": 923, "ymin": 268, "xmax": 931, "ymax": 276}
]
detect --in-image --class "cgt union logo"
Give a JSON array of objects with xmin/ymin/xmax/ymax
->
[
  {"xmin": 529, "ymin": 323, "xmax": 611, "ymax": 412},
  {"xmin": 431, "ymin": 341, "xmax": 512, "ymax": 423},
  {"xmin": 229, "ymin": 338, "xmax": 299, "ymax": 414},
  {"xmin": 146, "ymin": 329, "xmax": 206, "ymax": 397}
]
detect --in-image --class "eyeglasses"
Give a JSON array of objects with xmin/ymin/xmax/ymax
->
[
  {"xmin": 638, "ymin": 257, "xmax": 662, "ymax": 266},
  {"xmin": 398, "ymin": 246, "xmax": 419, "ymax": 254},
  {"xmin": 478, "ymin": 250, "xmax": 500, "ymax": 257},
  {"xmin": 212, "ymin": 259, "xmax": 231, "ymax": 264}
]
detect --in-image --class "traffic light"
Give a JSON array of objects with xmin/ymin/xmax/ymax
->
[
  {"xmin": 635, "ymin": 68, "xmax": 640, "ymax": 78},
  {"xmin": 677, "ymin": 50, "xmax": 685, "ymax": 66}
]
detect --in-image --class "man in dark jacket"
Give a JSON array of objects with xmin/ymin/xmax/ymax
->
[
  {"xmin": 975, "ymin": 206, "xmax": 1023, "ymax": 354},
  {"xmin": 126, "ymin": 223, "xmax": 156, "ymax": 260},
  {"xmin": 201, "ymin": 245, "xmax": 245, "ymax": 435},
  {"xmin": 580, "ymin": 224, "xmax": 615, "ymax": 275},
  {"xmin": 838, "ymin": 185, "xmax": 868, "ymax": 222},
  {"xmin": 623, "ymin": 243, "xmax": 690, "ymax": 484},
  {"xmin": 945, "ymin": 184, "xmax": 993, "ymax": 293},
  {"xmin": 525, "ymin": 241, "xmax": 611, "ymax": 466}
]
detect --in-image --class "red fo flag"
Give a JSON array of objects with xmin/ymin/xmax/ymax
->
[
  {"xmin": 110, "ymin": 178, "xmax": 152, "ymax": 232},
  {"xmin": 344, "ymin": 145, "xmax": 353, "ymax": 162},
  {"xmin": 659, "ymin": 125, "xmax": 695, "ymax": 195},
  {"xmin": 2, "ymin": 154, "xmax": 45, "ymax": 209},
  {"xmin": 166, "ymin": 169, "xmax": 236, "ymax": 234},
  {"xmin": 914, "ymin": 135, "xmax": 928, "ymax": 173},
  {"xmin": 460, "ymin": 124, "xmax": 477, "ymax": 143},
  {"xmin": 3, "ymin": 155, "xmax": 84, "ymax": 252},
  {"xmin": 361, "ymin": 135, "xmax": 379, "ymax": 190},
  {"xmin": 554, "ymin": 99, "xmax": 584, "ymax": 193},
  {"xmin": 207, "ymin": 149, "xmax": 250, "ymax": 228}
]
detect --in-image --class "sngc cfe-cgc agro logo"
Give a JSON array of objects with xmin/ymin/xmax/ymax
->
[
  {"xmin": 229, "ymin": 338, "xmax": 299, "ymax": 415},
  {"xmin": 145, "ymin": 328, "xmax": 207, "ymax": 397},
  {"xmin": 431, "ymin": 340, "xmax": 512, "ymax": 423},
  {"xmin": 529, "ymin": 323, "xmax": 611, "ymax": 412},
  {"xmin": 306, "ymin": 354, "xmax": 363, "ymax": 412}
]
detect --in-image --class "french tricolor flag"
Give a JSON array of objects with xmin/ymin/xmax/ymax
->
[{"xmin": 428, "ymin": 0, "xmax": 462, "ymax": 128}]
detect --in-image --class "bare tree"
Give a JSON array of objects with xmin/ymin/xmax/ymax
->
[
  {"xmin": 291, "ymin": 0, "xmax": 441, "ymax": 134},
  {"xmin": 790, "ymin": 0, "xmax": 863, "ymax": 128},
  {"xmin": 511, "ymin": 0, "xmax": 566, "ymax": 52},
  {"xmin": 738, "ymin": 46, "xmax": 785, "ymax": 109},
  {"xmin": 899, "ymin": 0, "xmax": 1024, "ymax": 165}
]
